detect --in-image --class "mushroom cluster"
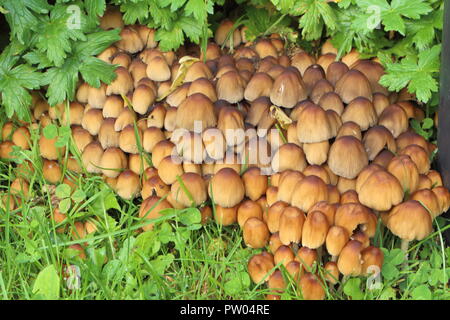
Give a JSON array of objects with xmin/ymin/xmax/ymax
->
[{"xmin": 1, "ymin": 9, "xmax": 449, "ymax": 299}]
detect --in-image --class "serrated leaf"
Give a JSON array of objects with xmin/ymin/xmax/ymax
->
[
  {"xmin": 85, "ymin": 0, "xmax": 106, "ymax": 19},
  {"xmin": 120, "ymin": 0, "xmax": 149, "ymax": 24},
  {"xmin": 79, "ymin": 57, "xmax": 118, "ymax": 88},
  {"xmin": 184, "ymin": 0, "xmax": 213, "ymax": 22},
  {"xmin": 0, "ymin": 63, "xmax": 41, "ymax": 120},
  {"xmin": 380, "ymin": 45, "xmax": 441, "ymax": 103},
  {"xmin": 2, "ymin": 0, "xmax": 51, "ymax": 44}
]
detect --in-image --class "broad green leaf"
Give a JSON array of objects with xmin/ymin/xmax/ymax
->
[{"xmin": 32, "ymin": 264, "xmax": 60, "ymax": 300}]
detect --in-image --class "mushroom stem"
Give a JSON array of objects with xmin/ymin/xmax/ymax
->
[
  {"xmin": 401, "ymin": 239, "xmax": 410, "ymax": 268},
  {"xmin": 338, "ymin": 275, "xmax": 349, "ymax": 294},
  {"xmin": 331, "ymin": 255, "xmax": 337, "ymax": 262},
  {"xmin": 317, "ymin": 246, "xmax": 323, "ymax": 262}
]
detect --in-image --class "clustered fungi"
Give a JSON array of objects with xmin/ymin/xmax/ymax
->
[{"xmin": 1, "ymin": 8, "xmax": 449, "ymax": 300}]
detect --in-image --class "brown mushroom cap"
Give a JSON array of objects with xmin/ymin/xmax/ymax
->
[
  {"xmin": 270, "ymin": 69, "xmax": 307, "ymax": 109},
  {"xmin": 237, "ymin": 200, "xmax": 263, "ymax": 227},
  {"xmin": 116, "ymin": 170, "xmax": 141, "ymax": 200},
  {"xmin": 139, "ymin": 196, "xmax": 172, "ymax": 231},
  {"xmin": 106, "ymin": 66, "xmax": 133, "ymax": 96},
  {"xmin": 410, "ymin": 189, "xmax": 441, "ymax": 219},
  {"xmin": 363, "ymin": 125, "xmax": 396, "ymax": 160},
  {"xmin": 303, "ymin": 64, "xmax": 325, "ymax": 94},
  {"xmin": 216, "ymin": 71, "xmax": 245, "ymax": 104},
  {"xmin": 132, "ymin": 84, "xmax": 155, "ymax": 115},
  {"xmin": 328, "ymin": 136, "xmax": 368, "ymax": 179},
  {"xmin": 267, "ymin": 201, "xmax": 289, "ymax": 233},
  {"xmin": 271, "ymin": 143, "xmax": 307, "ymax": 173},
  {"xmin": 357, "ymin": 168, "xmax": 403, "ymax": 211},
  {"xmin": 396, "ymin": 131, "xmax": 430, "ymax": 155},
  {"xmin": 324, "ymin": 261, "xmax": 340, "ymax": 284},
  {"xmin": 213, "ymin": 204, "xmax": 238, "ymax": 226},
  {"xmin": 303, "ymin": 165, "xmax": 331, "ymax": 185},
  {"xmin": 341, "ymin": 97, "xmax": 377, "ymax": 131},
  {"xmin": 326, "ymin": 226, "xmax": 350, "ymax": 257},
  {"xmin": 243, "ymin": 217, "xmax": 270, "ymax": 249},
  {"xmin": 303, "ymin": 141, "xmax": 330, "ymax": 166},
  {"xmin": 170, "ymin": 172, "xmax": 207, "ymax": 208},
  {"xmin": 361, "ymin": 246, "xmax": 384, "ymax": 276},
  {"xmin": 308, "ymin": 201, "xmax": 336, "ymax": 225},
  {"xmin": 378, "ymin": 104, "xmax": 408, "ymax": 138},
  {"xmin": 387, "ymin": 155, "xmax": 420, "ymax": 194},
  {"xmin": 335, "ymin": 70, "xmax": 372, "ymax": 103},
  {"xmin": 318, "ymin": 92, "xmax": 344, "ymax": 115},
  {"xmin": 244, "ymin": 72, "xmax": 273, "ymax": 102},
  {"xmin": 336, "ymin": 121, "xmax": 362, "ymax": 140},
  {"xmin": 387, "ymin": 200, "xmax": 432, "ymax": 241},
  {"xmin": 242, "ymin": 167, "xmax": 268, "ymax": 201},
  {"xmin": 337, "ymin": 240, "xmax": 363, "ymax": 276},
  {"xmin": 209, "ymin": 168, "xmax": 245, "ymax": 208},
  {"xmin": 299, "ymin": 273, "xmax": 325, "ymax": 300},
  {"xmin": 116, "ymin": 27, "xmax": 144, "ymax": 53},
  {"xmin": 188, "ymin": 78, "xmax": 217, "ymax": 102},
  {"xmin": 277, "ymin": 170, "xmax": 305, "ymax": 204},
  {"xmin": 146, "ymin": 56, "xmax": 171, "ymax": 82},
  {"xmin": 158, "ymin": 155, "xmax": 184, "ymax": 185},
  {"xmin": 432, "ymin": 186, "xmax": 450, "ymax": 214},
  {"xmin": 99, "ymin": 147, "xmax": 127, "ymax": 178},
  {"xmin": 248, "ymin": 253, "xmax": 274, "ymax": 284},
  {"xmin": 352, "ymin": 60, "xmax": 387, "ymax": 95},
  {"xmin": 296, "ymin": 104, "xmax": 333, "ymax": 143},
  {"xmin": 326, "ymin": 61, "xmax": 349, "ymax": 86},
  {"xmin": 291, "ymin": 175, "xmax": 328, "ymax": 212},
  {"xmin": 176, "ymin": 93, "xmax": 217, "ymax": 131},
  {"xmin": 291, "ymin": 51, "xmax": 315, "ymax": 76},
  {"xmin": 185, "ymin": 62, "xmax": 213, "ymax": 82},
  {"xmin": 214, "ymin": 20, "xmax": 241, "ymax": 48},
  {"xmin": 302, "ymin": 210, "xmax": 330, "ymax": 249},
  {"xmin": 398, "ymin": 144, "xmax": 430, "ymax": 174},
  {"xmin": 295, "ymin": 247, "xmax": 318, "ymax": 271},
  {"xmin": 334, "ymin": 203, "xmax": 371, "ymax": 235},
  {"xmin": 279, "ymin": 206, "xmax": 306, "ymax": 245}
]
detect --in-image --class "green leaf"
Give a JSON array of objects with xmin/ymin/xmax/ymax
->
[
  {"xmin": 59, "ymin": 198, "xmax": 72, "ymax": 213},
  {"xmin": 32, "ymin": 264, "xmax": 60, "ymax": 300},
  {"xmin": 410, "ymin": 284, "xmax": 432, "ymax": 300},
  {"xmin": 357, "ymin": 0, "xmax": 432, "ymax": 36},
  {"xmin": 422, "ymin": 118, "xmax": 434, "ymax": 130},
  {"xmin": 296, "ymin": 0, "xmax": 337, "ymax": 40},
  {"xmin": 224, "ymin": 271, "xmax": 251, "ymax": 295},
  {"xmin": 150, "ymin": 254, "xmax": 174, "ymax": 275},
  {"xmin": 120, "ymin": 0, "xmax": 149, "ymax": 25},
  {"xmin": 2, "ymin": 0, "xmax": 51, "ymax": 44},
  {"xmin": 343, "ymin": 278, "xmax": 364, "ymax": 300},
  {"xmin": 184, "ymin": 0, "xmax": 213, "ymax": 23},
  {"xmin": 85, "ymin": 0, "xmax": 106, "ymax": 19},
  {"xmin": 55, "ymin": 184, "xmax": 72, "ymax": 199},
  {"xmin": 72, "ymin": 190, "xmax": 86, "ymax": 203},
  {"xmin": 0, "ymin": 63, "xmax": 41, "ymax": 120},
  {"xmin": 43, "ymin": 124, "xmax": 58, "ymax": 139},
  {"xmin": 36, "ymin": 5, "xmax": 86, "ymax": 67},
  {"xmin": 178, "ymin": 207, "xmax": 201, "ymax": 226},
  {"xmin": 380, "ymin": 45, "xmax": 441, "ymax": 103},
  {"xmin": 79, "ymin": 57, "xmax": 118, "ymax": 88}
]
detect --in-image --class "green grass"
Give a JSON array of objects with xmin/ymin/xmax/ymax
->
[{"xmin": 0, "ymin": 124, "xmax": 449, "ymax": 300}]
